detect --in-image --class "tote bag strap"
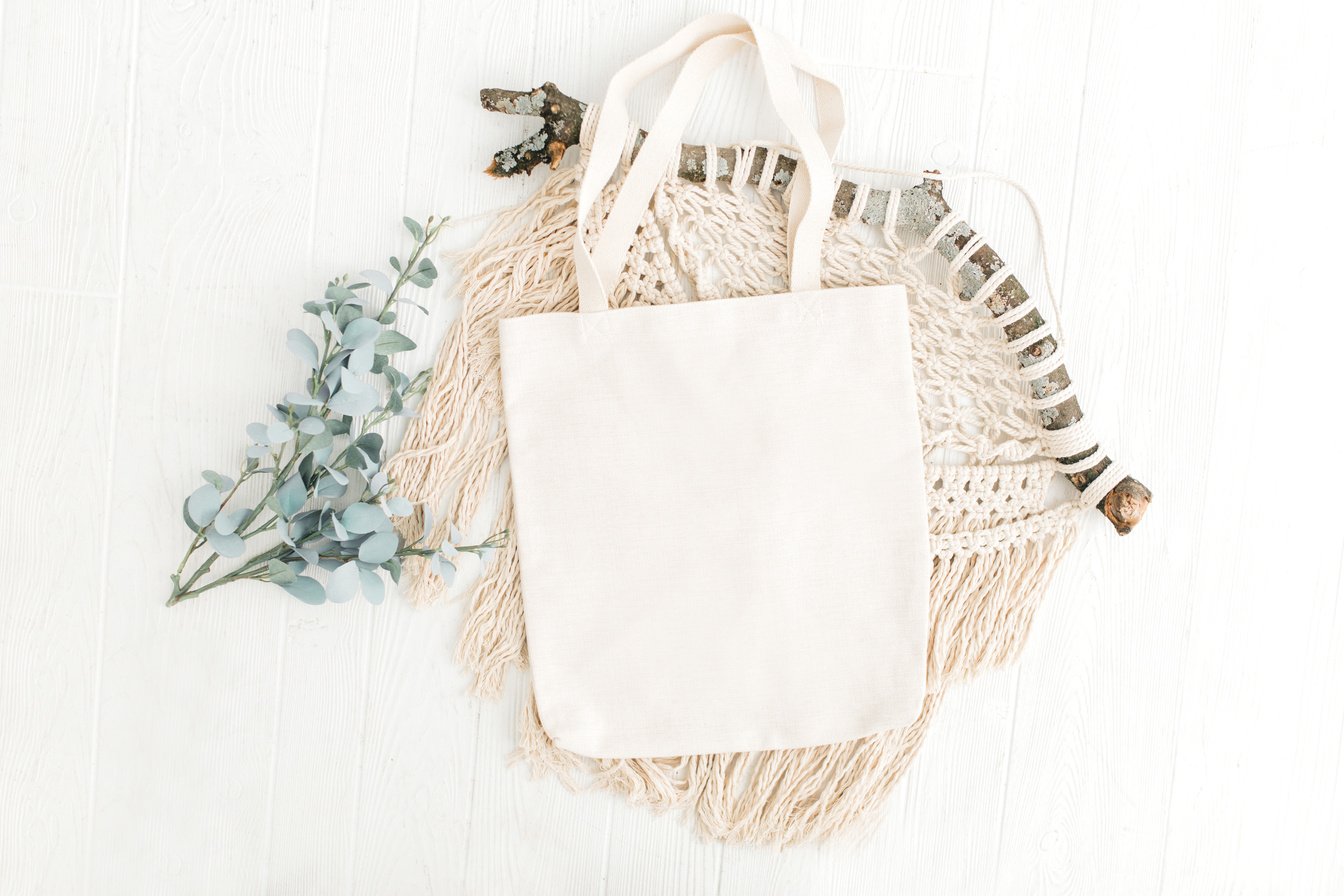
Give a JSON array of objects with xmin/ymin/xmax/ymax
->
[{"xmin": 575, "ymin": 15, "xmax": 846, "ymax": 313}]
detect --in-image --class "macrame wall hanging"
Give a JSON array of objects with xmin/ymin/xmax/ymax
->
[{"xmin": 386, "ymin": 77, "xmax": 1151, "ymax": 846}]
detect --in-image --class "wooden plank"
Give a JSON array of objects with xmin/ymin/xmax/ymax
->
[
  {"xmin": 260, "ymin": 2, "xmax": 429, "ymax": 892},
  {"xmin": 697, "ymin": 0, "xmax": 1000, "ymax": 885},
  {"xmin": 0, "ymin": 0, "xmax": 133, "ymax": 293},
  {"xmin": 460, "ymin": 673, "xmax": 610, "ymax": 895},
  {"xmin": 447, "ymin": 2, "xmax": 626, "ymax": 890},
  {"xmin": 0, "ymin": 291, "xmax": 116, "ymax": 894},
  {"xmin": 993, "ymin": 1, "xmax": 1255, "ymax": 892},
  {"xmin": 1158, "ymin": 0, "xmax": 1344, "ymax": 890},
  {"xmin": 87, "ymin": 1, "xmax": 331, "ymax": 891}
]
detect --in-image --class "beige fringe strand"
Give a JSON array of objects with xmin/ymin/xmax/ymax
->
[{"xmin": 387, "ymin": 152, "xmax": 1088, "ymax": 844}]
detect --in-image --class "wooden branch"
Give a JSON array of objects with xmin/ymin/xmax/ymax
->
[
  {"xmin": 480, "ymin": 82, "xmax": 587, "ymax": 176},
  {"xmin": 479, "ymin": 84, "xmax": 1151, "ymax": 535}
]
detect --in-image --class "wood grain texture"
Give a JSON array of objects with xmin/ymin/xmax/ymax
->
[{"xmin": 2, "ymin": 0, "xmax": 1341, "ymax": 892}]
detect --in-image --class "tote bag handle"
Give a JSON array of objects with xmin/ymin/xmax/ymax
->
[{"xmin": 575, "ymin": 15, "xmax": 847, "ymax": 313}]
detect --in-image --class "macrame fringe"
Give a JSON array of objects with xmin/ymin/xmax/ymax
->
[
  {"xmin": 388, "ymin": 161, "xmax": 586, "ymax": 617},
  {"xmin": 927, "ymin": 518, "xmax": 1080, "ymax": 691},
  {"xmin": 512, "ymin": 681, "xmax": 945, "ymax": 848},
  {"xmin": 386, "ymin": 147, "xmax": 1089, "ymax": 845}
]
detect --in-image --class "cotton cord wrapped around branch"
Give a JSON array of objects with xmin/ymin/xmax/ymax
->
[{"xmin": 479, "ymin": 86, "xmax": 1152, "ymax": 535}]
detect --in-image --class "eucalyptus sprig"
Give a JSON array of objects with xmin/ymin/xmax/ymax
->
[{"xmin": 167, "ymin": 216, "xmax": 504, "ymax": 607}]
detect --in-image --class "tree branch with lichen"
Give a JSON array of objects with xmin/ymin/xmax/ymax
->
[{"xmin": 476, "ymin": 84, "xmax": 1150, "ymax": 535}]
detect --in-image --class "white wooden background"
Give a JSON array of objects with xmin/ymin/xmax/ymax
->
[{"xmin": 2, "ymin": 0, "xmax": 1340, "ymax": 892}]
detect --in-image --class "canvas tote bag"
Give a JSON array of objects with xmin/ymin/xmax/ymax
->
[{"xmin": 497, "ymin": 14, "xmax": 931, "ymax": 759}]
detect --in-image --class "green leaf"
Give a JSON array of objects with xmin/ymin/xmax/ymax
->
[
  {"xmin": 267, "ymin": 558, "xmax": 297, "ymax": 585},
  {"xmin": 342, "ymin": 502, "xmax": 389, "ymax": 535},
  {"xmin": 276, "ymin": 474, "xmax": 308, "ymax": 518},
  {"xmin": 359, "ymin": 269, "xmax": 394, "ymax": 293},
  {"xmin": 266, "ymin": 422, "xmax": 293, "ymax": 445},
  {"xmin": 298, "ymin": 417, "xmax": 326, "ymax": 436},
  {"xmin": 402, "ymin": 216, "xmax": 424, "ymax": 242},
  {"xmin": 373, "ymin": 330, "xmax": 416, "ymax": 355},
  {"xmin": 408, "ymin": 271, "xmax": 432, "ymax": 288},
  {"xmin": 186, "ymin": 485, "xmax": 221, "ymax": 528},
  {"xmin": 327, "ymin": 372, "xmax": 379, "ymax": 417},
  {"xmin": 213, "ymin": 507, "xmax": 249, "ymax": 536},
  {"xmin": 415, "ymin": 256, "xmax": 437, "ymax": 277},
  {"xmin": 340, "ymin": 317, "xmax": 381, "ymax": 349},
  {"xmin": 358, "ymin": 531, "xmax": 398, "ymax": 565},
  {"xmin": 205, "ymin": 526, "xmax": 245, "ymax": 558},
  {"xmin": 325, "ymin": 285, "xmax": 358, "ymax": 302},
  {"xmin": 348, "ymin": 345, "xmax": 374, "ymax": 375},
  {"xmin": 327, "ymin": 561, "xmax": 360, "ymax": 603},
  {"xmin": 351, "ymin": 432, "xmax": 384, "ymax": 462},
  {"xmin": 335, "ymin": 303, "xmax": 362, "ymax": 331},
  {"xmin": 434, "ymin": 555, "xmax": 457, "ymax": 588},
  {"xmin": 182, "ymin": 498, "xmax": 200, "ymax": 532},
  {"xmin": 286, "ymin": 329, "xmax": 319, "ymax": 368},
  {"xmin": 358, "ymin": 567, "xmax": 385, "ymax": 605},
  {"xmin": 202, "ymin": 470, "xmax": 235, "ymax": 492},
  {"xmin": 281, "ymin": 575, "xmax": 326, "ymax": 605},
  {"xmin": 388, "ymin": 256, "xmax": 401, "ymax": 272}
]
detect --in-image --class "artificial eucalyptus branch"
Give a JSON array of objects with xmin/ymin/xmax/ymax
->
[{"xmin": 168, "ymin": 216, "xmax": 505, "ymax": 607}]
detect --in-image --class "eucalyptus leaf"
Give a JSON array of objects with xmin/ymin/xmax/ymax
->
[
  {"xmin": 186, "ymin": 485, "xmax": 221, "ymax": 528},
  {"xmin": 374, "ymin": 330, "xmax": 416, "ymax": 355},
  {"xmin": 351, "ymin": 432, "xmax": 383, "ymax": 463},
  {"xmin": 385, "ymin": 496, "xmax": 413, "ymax": 517},
  {"xmin": 342, "ymin": 502, "xmax": 387, "ymax": 535},
  {"xmin": 402, "ymin": 216, "xmax": 424, "ymax": 241},
  {"xmin": 314, "ymin": 474, "xmax": 347, "ymax": 499},
  {"xmin": 276, "ymin": 474, "xmax": 308, "ymax": 518},
  {"xmin": 202, "ymin": 470, "xmax": 235, "ymax": 492},
  {"xmin": 348, "ymin": 345, "xmax": 374, "ymax": 375},
  {"xmin": 286, "ymin": 329, "xmax": 320, "ymax": 368},
  {"xmin": 436, "ymin": 555, "xmax": 457, "ymax": 588},
  {"xmin": 285, "ymin": 392, "xmax": 321, "ymax": 407},
  {"xmin": 340, "ymin": 316, "xmax": 381, "ymax": 349},
  {"xmin": 359, "ymin": 269, "xmax": 393, "ymax": 293},
  {"xmin": 205, "ymin": 527, "xmax": 245, "ymax": 558},
  {"xmin": 267, "ymin": 421, "xmax": 293, "ymax": 444},
  {"xmin": 298, "ymin": 417, "xmax": 326, "ymax": 436},
  {"xmin": 358, "ymin": 567, "xmax": 385, "ymax": 605},
  {"xmin": 267, "ymin": 558, "xmax": 297, "ymax": 585},
  {"xmin": 182, "ymin": 498, "xmax": 199, "ymax": 532},
  {"xmin": 246, "ymin": 422, "xmax": 271, "ymax": 445},
  {"xmin": 327, "ymin": 384, "xmax": 378, "ymax": 417},
  {"xmin": 282, "ymin": 575, "xmax": 326, "ymax": 605},
  {"xmin": 335, "ymin": 303, "xmax": 362, "ymax": 331},
  {"xmin": 325, "ymin": 285, "xmax": 358, "ymax": 302},
  {"xmin": 327, "ymin": 561, "xmax": 360, "ymax": 603},
  {"xmin": 358, "ymin": 531, "xmax": 398, "ymax": 565},
  {"xmin": 213, "ymin": 508, "xmax": 249, "ymax": 536}
]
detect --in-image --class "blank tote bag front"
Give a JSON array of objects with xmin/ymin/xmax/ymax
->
[{"xmin": 497, "ymin": 15, "xmax": 931, "ymax": 759}]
